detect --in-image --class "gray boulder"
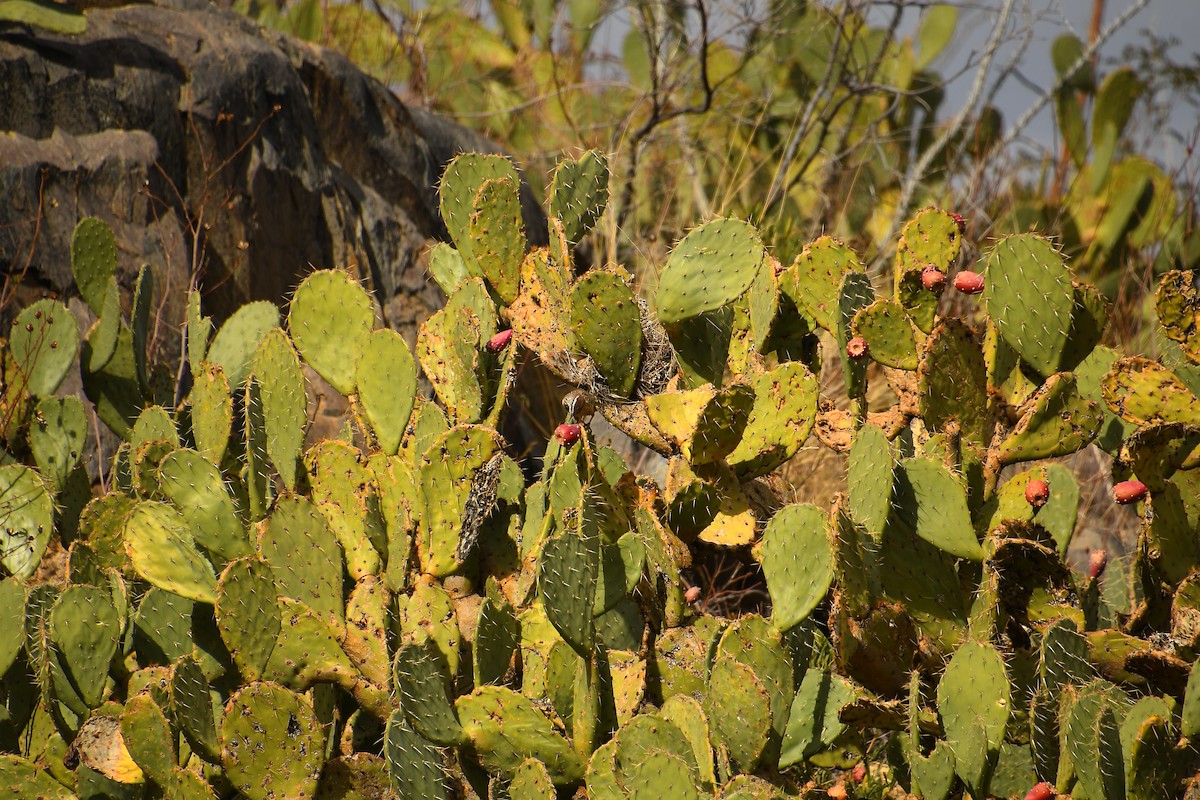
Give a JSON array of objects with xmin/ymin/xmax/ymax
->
[{"xmin": 0, "ymin": 0, "xmax": 546, "ymax": 360}]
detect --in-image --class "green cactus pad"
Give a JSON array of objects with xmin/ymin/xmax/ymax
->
[
  {"xmin": 754, "ymin": 504, "xmax": 833, "ymax": 631},
  {"xmin": 1155, "ymin": 269, "xmax": 1200, "ymax": 364},
  {"xmin": 426, "ymin": 242, "xmax": 476, "ymax": 295},
  {"xmin": 852, "ymin": 298, "xmax": 918, "ymax": 370},
  {"xmin": 894, "ymin": 456, "xmax": 982, "ymax": 560},
  {"xmin": 343, "ymin": 575, "xmax": 390, "ymax": 688},
  {"xmin": 918, "ymin": 319, "xmax": 990, "ymax": 446},
  {"xmin": 417, "ymin": 304, "xmax": 486, "ymax": 423},
  {"xmin": 987, "ymin": 464, "xmax": 1079, "ymax": 555},
  {"xmin": 416, "ymin": 424, "xmax": 503, "ymax": 577},
  {"xmin": 1100, "ymin": 356, "xmax": 1200, "ymax": 426},
  {"xmin": 474, "ymin": 596, "xmax": 520, "ymax": 687},
  {"xmin": 896, "ymin": 207, "xmax": 963, "ymax": 273},
  {"xmin": 81, "ymin": 322, "xmax": 143, "ymax": 440},
  {"xmin": 123, "ymin": 501, "xmax": 217, "ymax": 603},
  {"xmin": 780, "ymin": 236, "xmax": 861, "ymax": 332},
  {"xmin": 0, "ymin": 579, "xmax": 24, "ymax": 677},
  {"xmin": 0, "ymin": 753, "xmax": 78, "ymax": 798},
  {"xmin": 188, "ymin": 362, "xmax": 232, "ymax": 466},
  {"xmin": 252, "ymin": 328, "xmax": 307, "ymax": 490},
  {"xmin": 120, "ymin": 692, "xmax": 176, "ymax": 783},
  {"xmin": 157, "ymin": 449, "xmax": 249, "ymax": 563},
  {"xmin": 170, "ymin": 654, "xmax": 220, "ymax": 764},
  {"xmin": 509, "ymin": 757, "xmax": 555, "ymax": 800},
  {"xmin": 186, "ymin": 288, "xmax": 211, "ymax": 377},
  {"xmin": 937, "ymin": 640, "xmax": 1010, "ymax": 795},
  {"xmin": 393, "ymin": 640, "xmax": 465, "ymax": 746},
  {"xmin": 206, "ymin": 301, "xmax": 280, "ymax": 388},
  {"xmin": 716, "ymin": 616, "xmax": 794, "ymax": 753},
  {"xmin": 646, "ymin": 382, "xmax": 754, "ymax": 465},
  {"xmin": 29, "ymin": 395, "xmax": 87, "ymax": 490},
  {"xmin": 568, "ymin": 269, "xmax": 642, "ymax": 398},
  {"xmin": 260, "ymin": 597, "xmax": 365, "ymax": 696},
  {"xmin": 355, "ymin": 328, "xmax": 418, "ymax": 456},
  {"xmin": 548, "ymin": 149, "xmax": 609, "ymax": 244},
  {"xmin": 49, "ymin": 585, "xmax": 120, "ymax": 708},
  {"xmin": 0, "ymin": 465, "xmax": 54, "ymax": 580},
  {"xmin": 258, "ymin": 496, "xmax": 344, "ymax": 624},
  {"xmin": 84, "ymin": 272, "xmax": 121, "ymax": 373},
  {"xmin": 707, "ymin": 657, "xmax": 773, "ymax": 770},
  {"xmin": 468, "ymin": 176, "xmax": 525, "ymax": 304},
  {"xmin": 288, "ymin": 269, "xmax": 374, "ymax": 396},
  {"xmin": 9, "ymin": 298, "xmax": 80, "ymax": 398},
  {"xmin": 538, "ymin": 526, "xmax": 599, "ymax": 657},
  {"xmin": 983, "ymin": 234, "xmax": 1075, "ymax": 377},
  {"xmin": 837, "ymin": 272, "xmax": 876, "ymax": 395},
  {"xmin": 71, "ymin": 217, "xmax": 118, "ymax": 314},
  {"xmin": 214, "ymin": 558, "xmax": 280, "ymax": 681},
  {"xmin": 439, "ymin": 153, "xmax": 520, "ymax": 262},
  {"xmin": 398, "ymin": 579, "xmax": 462, "ymax": 678},
  {"xmin": 997, "ymin": 372, "xmax": 1103, "ymax": 465},
  {"xmin": 656, "ymin": 218, "xmax": 766, "ymax": 326},
  {"xmin": 894, "ymin": 267, "xmax": 940, "ymax": 335},
  {"xmin": 1126, "ymin": 714, "xmax": 1177, "ymax": 800},
  {"xmin": 611, "ymin": 713, "xmax": 699, "ymax": 787},
  {"xmin": 659, "ymin": 695, "xmax": 716, "ymax": 787},
  {"xmin": 456, "ymin": 686, "xmax": 585, "ymax": 784},
  {"xmin": 779, "ymin": 668, "xmax": 855, "ymax": 768},
  {"xmin": 305, "ymin": 439, "xmax": 384, "ymax": 580},
  {"xmin": 1061, "ymin": 681, "xmax": 1130, "ymax": 800},
  {"xmin": 726, "ymin": 362, "xmax": 819, "ymax": 478},
  {"xmin": 384, "ymin": 711, "xmax": 448, "ymax": 800},
  {"xmin": 221, "ymin": 682, "xmax": 324, "ymax": 800},
  {"xmin": 847, "ymin": 424, "xmax": 893, "ymax": 535}
]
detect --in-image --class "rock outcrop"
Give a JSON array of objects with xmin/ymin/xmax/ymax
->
[{"xmin": 0, "ymin": 0, "xmax": 547, "ymax": 358}]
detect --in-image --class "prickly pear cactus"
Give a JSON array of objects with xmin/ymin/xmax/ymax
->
[{"xmin": 2, "ymin": 165, "xmax": 1198, "ymax": 800}]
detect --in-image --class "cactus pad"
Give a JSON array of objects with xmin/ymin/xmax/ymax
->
[
  {"xmin": 852, "ymin": 298, "xmax": 919, "ymax": 370},
  {"xmin": 288, "ymin": 269, "xmax": 374, "ymax": 396},
  {"xmin": 548, "ymin": 149, "xmax": 609, "ymax": 244},
  {"xmin": 726, "ymin": 362, "xmax": 818, "ymax": 478},
  {"xmin": 355, "ymin": 328, "xmax": 418, "ymax": 455},
  {"xmin": 0, "ymin": 465, "xmax": 54, "ymax": 580},
  {"xmin": 221, "ymin": 682, "xmax": 324, "ymax": 800},
  {"xmin": 754, "ymin": 504, "xmax": 833, "ymax": 631},
  {"xmin": 206, "ymin": 301, "xmax": 281, "ymax": 388},
  {"xmin": 983, "ymin": 234, "xmax": 1075, "ymax": 377},
  {"xmin": 568, "ymin": 268, "xmax": 642, "ymax": 398},
  {"xmin": 656, "ymin": 218, "xmax": 766, "ymax": 326},
  {"xmin": 10, "ymin": 299, "xmax": 80, "ymax": 398},
  {"xmin": 71, "ymin": 217, "xmax": 118, "ymax": 314}
]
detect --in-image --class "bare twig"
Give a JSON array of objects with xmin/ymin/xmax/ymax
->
[
  {"xmin": 762, "ymin": 2, "xmax": 853, "ymax": 214},
  {"xmin": 613, "ymin": 0, "xmax": 714, "ymax": 231},
  {"xmin": 881, "ymin": 0, "xmax": 1018, "ymax": 258},
  {"xmin": 995, "ymin": 0, "xmax": 1150, "ymax": 154}
]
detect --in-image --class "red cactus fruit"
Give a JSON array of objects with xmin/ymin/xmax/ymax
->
[
  {"xmin": 950, "ymin": 212, "xmax": 967, "ymax": 232},
  {"xmin": 1024, "ymin": 781, "xmax": 1055, "ymax": 800},
  {"xmin": 1089, "ymin": 550, "xmax": 1108, "ymax": 579},
  {"xmin": 851, "ymin": 763, "xmax": 867, "ymax": 784},
  {"xmin": 554, "ymin": 423, "xmax": 582, "ymax": 445},
  {"xmin": 1025, "ymin": 479, "xmax": 1050, "ymax": 509},
  {"xmin": 954, "ymin": 270, "xmax": 985, "ymax": 294},
  {"xmin": 846, "ymin": 337, "xmax": 869, "ymax": 359},
  {"xmin": 1113, "ymin": 479, "xmax": 1148, "ymax": 505},
  {"xmin": 921, "ymin": 266, "xmax": 947, "ymax": 292},
  {"xmin": 486, "ymin": 329, "xmax": 513, "ymax": 352},
  {"xmin": 684, "ymin": 586, "xmax": 702, "ymax": 604}
]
